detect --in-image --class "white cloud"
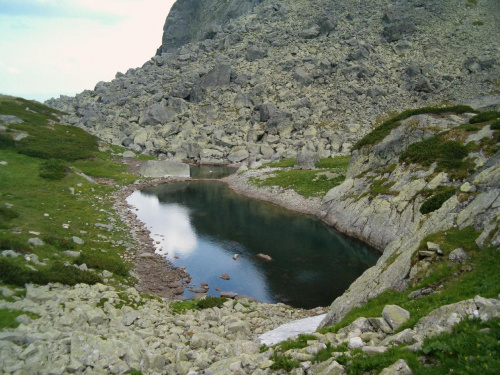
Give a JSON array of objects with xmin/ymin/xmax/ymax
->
[{"xmin": 0, "ymin": 0, "xmax": 176, "ymax": 101}]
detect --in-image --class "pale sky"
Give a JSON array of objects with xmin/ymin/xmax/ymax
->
[{"xmin": 0, "ymin": 0, "xmax": 176, "ymax": 102}]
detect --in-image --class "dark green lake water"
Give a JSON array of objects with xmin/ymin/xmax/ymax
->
[{"xmin": 127, "ymin": 180, "xmax": 379, "ymax": 308}]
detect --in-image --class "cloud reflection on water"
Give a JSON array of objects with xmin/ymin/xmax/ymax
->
[{"xmin": 127, "ymin": 192, "xmax": 198, "ymax": 257}]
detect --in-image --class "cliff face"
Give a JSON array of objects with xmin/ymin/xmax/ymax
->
[{"xmin": 158, "ymin": 0, "xmax": 264, "ymax": 53}]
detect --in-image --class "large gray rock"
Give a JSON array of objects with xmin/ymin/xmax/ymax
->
[
  {"xmin": 139, "ymin": 160, "xmax": 190, "ymax": 177},
  {"xmin": 295, "ymin": 150, "xmax": 319, "ymax": 170},
  {"xmin": 382, "ymin": 305, "xmax": 410, "ymax": 331},
  {"xmin": 199, "ymin": 63, "xmax": 232, "ymax": 89},
  {"xmin": 140, "ymin": 104, "xmax": 176, "ymax": 126},
  {"xmin": 379, "ymin": 359, "xmax": 413, "ymax": 375}
]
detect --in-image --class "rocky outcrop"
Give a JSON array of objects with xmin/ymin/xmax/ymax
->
[
  {"xmin": 158, "ymin": 0, "xmax": 264, "ymax": 53},
  {"xmin": 46, "ymin": 0, "xmax": 500, "ymax": 164},
  {"xmin": 318, "ymin": 110, "xmax": 500, "ymax": 328}
]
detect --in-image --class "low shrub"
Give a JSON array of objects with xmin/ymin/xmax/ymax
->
[
  {"xmin": 74, "ymin": 252, "xmax": 129, "ymax": 277},
  {"xmin": 196, "ymin": 296, "xmax": 227, "ymax": 309},
  {"xmin": 490, "ymin": 119, "xmax": 500, "ymax": 130},
  {"xmin": 0, "ymin": 205, "xmax": 19, "ymax": 220},
  {"xmin": 469, "ymin": 111, "xmax": 500, "ymax": 124},
  {"xmin": 42, "ymin": 235, "xmax": 75, "ymax": 250},
  {"xmin": 0, "ymin": 133, "xmax": 15, "ymax": 149},
  {"xmin": 420, "ymin": 188, "xmax": 457, "ymax": 214},
  {"xmin": 0, "ymin": 258, "xmax": 102, "ymax": 286},
  {"xmin": 39, "ymin": 159, "xmax": 68, "ymax": 180},
  {"xmin": 14, "ymin": 124, "xmax": 98, "ymax": 161},
  {"xmin": 400, "ymin": 135, "xmax": 468, "ymax": 173},
  {"xmin": 0, "ymin": 237, "xmax": 31, "ymax": 253},
  {"xmin": 353, "ymin": 105, "xmax": 476, "ymax": 150}
]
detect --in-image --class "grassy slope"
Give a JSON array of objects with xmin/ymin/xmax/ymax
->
[{"xmin": 0, "ymin": 95, "xmax": 140, "ymax": 300}]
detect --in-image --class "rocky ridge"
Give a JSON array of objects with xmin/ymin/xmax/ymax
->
[{"xmin": 46, "ymin": 0, "xmax": 500, "ymax": 164}]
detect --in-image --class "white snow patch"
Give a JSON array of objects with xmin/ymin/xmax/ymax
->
[{"xmin": 258, "ymin": 314, "xmax": 327, "ymax": 346}]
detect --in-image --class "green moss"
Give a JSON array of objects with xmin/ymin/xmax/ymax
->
[
  {"xmin": 420, "ymin": 187, "xmax": 457, "ymax": 214},
  {"xmin": 353, "ymin": 105, "xmax": 476, "ymax": 150}
]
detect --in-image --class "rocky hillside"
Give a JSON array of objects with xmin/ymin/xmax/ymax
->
[
  {"xmin": 46, "ymin": 0, "xmax": 500, "ymax": 164},
  {"xmin": 316, "ymin": 105, "xmax": 500, "ymax": 328}
]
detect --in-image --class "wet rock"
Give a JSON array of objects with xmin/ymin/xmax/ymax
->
[
  {"xmin": 220, "ymin": 273, "xmax": 230, "ymax": 280},
  {"xmin": 256, "ymin": 253, "xmax": 272, "ymax": 261}
]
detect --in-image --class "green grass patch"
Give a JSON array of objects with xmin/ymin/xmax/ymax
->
[
  {"xmin": 420, "ymin": 187, "xmax": 457, "ymax": 214},
  {"xmin": 472, "ymin": 20, "xmax": 484, "ymax": 26},
  {"xmin": 39, "ymin": 159, "xmax": 68, "ymax": 180},
  {"xmin": 490, "ymin": 120, "xmax": 500, "ymax": 130},
  {"xmin": 73, "ymin": 155, "xmax": 136, "ymax": 184},
  {"xmin": 331, "ymin": 318, "xmax": 500, "ymax": 374},
  {"xmin": 74, "ymin": 252, "xmax": 129, "ymax": 277},
  {"xmin": 275, "ymin": 334, "xmax": 319, "ymax": 352},
  {"xmin": 469, "ymin": 111, "xmax": 500, "ymax": 124},
  {"xmin": 366, "ymin": 178, "xmax": 398, "ymax": 198},
  {"xmin": 0, "ymin": 308, "xmax": 39, "ymax": 330},
  {"xmin": 353, "ymin": 105, "xmax": 476, "ymax": 151},
  {"xmin": 169, "ymin": 297, "xmax": 228, "ymax": 314},
  {"xmin": 252, "ymin": 156, "xmax": 349, "ymax": 197},
  {"xmin": 420, "ymin": 317, "xmax": 500, "ymax": 374},
  {"xmin": 261, "ymin": 158, "xmax": 296, "ymax": 168}
]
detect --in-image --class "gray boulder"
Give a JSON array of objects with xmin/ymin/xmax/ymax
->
[
  {"xmin": 27, "ymin": 238, "xmax": 44, "ymax": 247},
  {"xmin": 448, "ymin": 248, "xmax": 468, "ymax": 263},
  {"xmin": 200, "ymin": 63, "xmax": 232, "ymax": 89},
  {"xmin": 139, "ymin": 160, "xmax": 190, "ymax": 177},
  {"xmin": 293, "ymin": 67, "xmax": 313, "ymax": 85},
  {"xmin": 295, "ymin": 150, "xmax": 319, "ymax": 170},
  {"xmin": 382, "ymin": 305, "xmax": 410, "ymax": 331},
  {"xmin": 246, "ymin": 45, "xmax": 268, "ymax": 61},
  {"xmin": 379, "ymin": 359, "xmax": 413, "ymax": 375},
  {"xmin": 140, "ymin": 104, "xmax": 176, "ymax": 126}
]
